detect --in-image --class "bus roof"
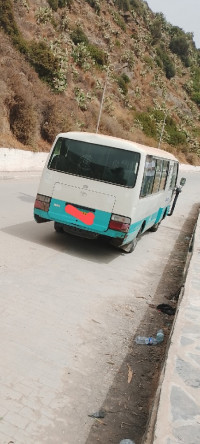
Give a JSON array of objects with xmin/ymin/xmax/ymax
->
[{"xmin": 58, "ymin": 131, "xmax": 178, "ymax": 162}]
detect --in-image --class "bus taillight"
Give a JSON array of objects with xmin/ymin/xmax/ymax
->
[
  {"xmin": 34, "ymin": 194, "xmax": 51, "ymax": 212},
  {"xmin": 109, "ymin": 214, "xmax": 131, "ymax": 233}
]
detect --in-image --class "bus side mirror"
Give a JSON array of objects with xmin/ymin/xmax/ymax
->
[{"xmin": 180, "ymin": 177, "xmax": 186, "ymax": 187}]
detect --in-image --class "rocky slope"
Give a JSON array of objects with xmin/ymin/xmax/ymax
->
[{"xmin": 0, "ymin": 0, "xmax": 200, "ymax": 163}]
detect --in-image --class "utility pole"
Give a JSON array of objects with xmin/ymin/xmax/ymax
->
[
  {"xmin": 158, "ymin": 110, "xmax": 167, "ymax": 149},
  {"xmin": 96, "ymin": 70, "xmax": 109, "ymax": 134},
  {"xmin": 96, "ymin": 63, "xmax": 128, "ymax": 134}
]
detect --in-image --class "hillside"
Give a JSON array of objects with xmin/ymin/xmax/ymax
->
[{"xmin": 0, "ymin": 0, "xmax": 200, "ymax": 164}]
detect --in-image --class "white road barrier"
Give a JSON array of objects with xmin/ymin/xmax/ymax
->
[{"xmin": 0, "ymin": 148, "xmax": 48, "ymax": 172}]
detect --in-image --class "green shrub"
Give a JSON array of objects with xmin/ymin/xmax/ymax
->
[
  {"xmin": 58, "ymin": 0, "xmax": 73, "ymax": 8},
  {"xmin": 150, "ymin": 18, "xmax": 162, "ymax": 44},
  {"xmin": 28, "ymin": 41, "xmax": 59, "ymax": 85},
  {"xmin": 112, "ymin": 11, "xmax": 126, "ymax": 31},
  {"xmin": 117, "ymin": 75, "xmax": 128, "ymax": 95},
  {"xmin": 135, "ymin": 112, "xmax": 157, "ymax": 138},
  {"xmin": 115, "ymin": 39, "xmax": 121, "ymax": 47},
  {"xmin": 121, "ymin": 50, "xmax": 134, "ymax": 69},
  {"xmin": 10, "ymin": 95, "xmax": 37, "ymax": 146},
  {"xmin": 47, "ymin": 0, "xmax": 58, "ymax": 11},
  {"xmin": 0, "ymin": 0, "xmax": 20, "ymax": 37},
  {"xmin": 0, "ymin": 0, "xmax": 60, "ymax": 88},
  {"xmin": 85, "ymin": 0, "xmax": 100, "ymax": 14},
  {"xmin": 47, "ymin": 0, "xmax": 73, "ymax": 10},
  {"xmin": 35, "ymin": 7, "xmax": 53, "ymax": 25},
  {"xmin": 71, "ymin": 27, "xmax": 106, "ymax": 67},
  {"xmin": 144, "ymin": 55, "xmax": 154, "ymax": 68},
  {"xmin": 169, "ymin": 36, "xmax": 190, "ymax": 67},
  {"xmin": 88, "ymin": 44, "xmax": 107, "ymax": 66},
  {"xmin": 0, "ymin": 0, "xmax": 30, "ymax": 54},
  {"xmin": 183, "ymin": 67, "xmax": 200, "ymax": 106},
  {"xmin": 135, "ymin": 110, "xmax": 187, "ymax": 146},
  {"xmin": 164, "ymin": 58, "xmax": 176, "ymax": 79},
  {"xmin": 156, "ymin": 45, "xmax": 176, "ymax": 79},
  {"xmin": 74, "ymin": 87, "xmax": 91, "ymax": 111},
  {"xmin": 70, "ymin": 27, "xmax": 89, "ymax": 45},
  {"xmin": 130, "ymin": 0, "xmax": 142, "ymax": 10},
  {"xmin": 12, "ymin": 33, "xmax": 29, "ymax": 54},
  {"xmin": 165, "ymin": 116, "xmax": 187, "ymax": 145},
  {"xmin": 71, "ymin": 43, "xmax": 92, "ymax": 70},
  {"xmin": 191, "ymin": 91, "xmax": 200, "ymax": 106},
  {"xmin": 41, "ymin": 100, "xmax": 71, "ymax": 142},
  {"xmin": 121, "ymin": 73, "xmax": 130, "ymax": 84},
  {"xmin": 191, "ymin": 68, "xmax": 200, "ymax": 106},
  {"xmin": 114, "ymin": 0, "xmax": 131, "ymax": 11}
]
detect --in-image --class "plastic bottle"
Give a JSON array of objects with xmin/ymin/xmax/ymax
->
[
  {"xmin": 156, "ymin": 329, "xmax": 164, "ymax": 343},
  {"xmin": 135, "ymin": 336, "xmax": 157, "ymax": 345},
  {"xmin": 119, "ymin": 440, "xmax": 136, "ymax": 444},
  {"xmin": 135, "ymin": 329, "xmax": 164, "ymax": 345}
]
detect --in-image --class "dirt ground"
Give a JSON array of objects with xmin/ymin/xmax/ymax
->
[{"xmin": 85, "ymin": 203, "xmax": 200, "ymax": 444}]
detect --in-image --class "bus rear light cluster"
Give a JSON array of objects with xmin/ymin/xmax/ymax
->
[
  {"xmin": 109, "ymin": 214, "xmax": 131, "ymax": 233},
  {"xmin": 34, "ymin": 194, "xmax": 51, "ymax": 212}
]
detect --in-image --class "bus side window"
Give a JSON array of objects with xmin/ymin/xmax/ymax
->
[
  {"xmin": 140, "ymin": 155, "xmax": 156, "ymax": 197},
  {"xmin": 170, "ymin": 162, "xmax": 178, "ymax": 189},
  {"xmin": 152, "ymin": 159, "xmax": 163, "ymax": 193},
  {"xmin": 159, "ymin": 160, "xmax": 169, "ymax": 190}
]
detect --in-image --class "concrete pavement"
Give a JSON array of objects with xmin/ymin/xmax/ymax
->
[{"xmin": 1, "ymin": 149, "xmax": 200, "ymax": 443}]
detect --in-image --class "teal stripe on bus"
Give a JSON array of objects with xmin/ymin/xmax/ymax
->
[{"xmin": 34, "ymin": 203, "xmax": 170, "ymax": 241}]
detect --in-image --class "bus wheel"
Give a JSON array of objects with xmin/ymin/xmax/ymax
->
[
  {"xmin": 54, "ymin": 222, "xmax": 63, "ymax": 233},
  {"xmin": 121, "ymin": 226, "xmax": 143, "ymax": 253},
  {"xmin": 150, "ymin": 221, "xmax": 160, "ymax": 232},
  {"xmin": 120, "ymin": 237, "xmax": 137, "ymax": 253}
]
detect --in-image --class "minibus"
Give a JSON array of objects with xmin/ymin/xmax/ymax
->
[{"xmin": 34, "ymin": 132, "xmax": 185, "ymax": 253}]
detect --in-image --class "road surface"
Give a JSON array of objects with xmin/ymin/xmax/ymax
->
[{"xmin": 0, "ymin": 170, "xmax": 199, "ymax": 444}]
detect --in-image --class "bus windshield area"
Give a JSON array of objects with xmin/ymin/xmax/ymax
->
[{"xmin": 48, "ymin": 137, "xmax": 140, "ymax": 188}]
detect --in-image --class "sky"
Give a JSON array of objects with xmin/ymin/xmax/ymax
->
[{"xmin": 146, "ymin": 0, "xmax": 200, "ymax": 49}]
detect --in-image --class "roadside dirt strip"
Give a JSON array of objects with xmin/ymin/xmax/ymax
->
[{"xmin": 86, "ymin": 204, "xmax": 200, "ymax": 444}]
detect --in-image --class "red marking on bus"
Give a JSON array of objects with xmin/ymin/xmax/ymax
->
[{"xmin": 65, "ymin": 204, "xmax": 95, "ymax": 226}]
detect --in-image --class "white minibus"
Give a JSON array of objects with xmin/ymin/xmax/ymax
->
[{"xmin": 34, "ymin": 132, "xmax": 185, "ymax": 253}]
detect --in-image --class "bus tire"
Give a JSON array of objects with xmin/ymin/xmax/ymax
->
[
  {"xmin": 121, "ymin": 225, "xmax": 144, "ymax": 253},
  {"xmin": 121, "ymin": 238, "xmax": 137, "ymax": 253},
  {"xmin": 54, "ymin": 222, "xmax": 63, "ymax": 233},
  {"xmin": 150, "ymin": 221, "xmax": 160, "ymax": 232}
]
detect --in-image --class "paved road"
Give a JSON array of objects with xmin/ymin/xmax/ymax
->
[{"xmin": 0, "ymin": 171, "xmax": 199, "ymax": 444}]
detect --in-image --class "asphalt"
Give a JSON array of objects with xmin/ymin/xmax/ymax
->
[{"xmin": 144, "ymin": 210, "xmax": 200, "ymax": 444}]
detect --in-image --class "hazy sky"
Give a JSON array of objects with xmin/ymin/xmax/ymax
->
[{"xmin": 146, "ymin": 0, "xmax": 200, "ymax": 49}]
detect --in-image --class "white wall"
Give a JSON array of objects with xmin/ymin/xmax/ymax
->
[{"xmin": 0, "ymin": 148, "xmax": 48, "ymax": 172}]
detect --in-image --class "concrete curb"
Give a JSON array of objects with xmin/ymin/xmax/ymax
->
[{"xmin": 144, "ymin": 210, "xmax": 200, "ymax": 444}]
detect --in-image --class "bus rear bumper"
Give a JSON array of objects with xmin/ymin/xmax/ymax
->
[
  {"xmin": 34, "ymin": 208, "xmax": 125, "ymax": 242},
  {"xmin": 62, "ymin": 224, "xmax": 99, "ymax": 239},
  {"xmin": 34, "ymin": 214, "xmax": 50, "ymax": 223}
]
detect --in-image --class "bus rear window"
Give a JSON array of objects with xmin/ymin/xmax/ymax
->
[{"xmin": 48, "ymin": 137, "xmax": 140, "ymax": 188}]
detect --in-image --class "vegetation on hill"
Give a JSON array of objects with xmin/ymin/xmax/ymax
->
[{"xmin": 0, "ymin": 0, "xmax": 199, "ymax": 163}]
